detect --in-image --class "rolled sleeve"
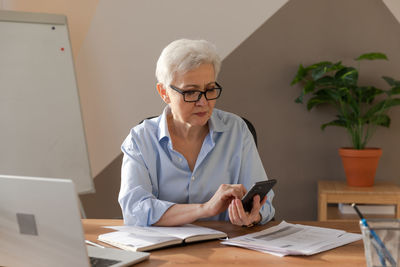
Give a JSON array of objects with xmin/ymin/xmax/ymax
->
[
  {"xmin": 119, "ymin": 136, "xmax": 175, "ymax": 226},
  {"xmin": 259, "ymin": 190, "xmax": 275, "ymax": 224},
  {"xmin": 119, "ymin": 185, "xmax": 175, "ymax": 226}
]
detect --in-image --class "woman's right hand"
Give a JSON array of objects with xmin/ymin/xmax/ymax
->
[{"xmin": 202, "ymin": 184, "xmax": 246, "ymax": 217}]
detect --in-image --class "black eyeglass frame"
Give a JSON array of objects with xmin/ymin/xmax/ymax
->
[{"xmin": 169, "ymin": 82, "xmax": 223, "ymax": 103}]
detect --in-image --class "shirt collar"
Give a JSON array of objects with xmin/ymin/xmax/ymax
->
[
  {"xmin": 208, "ymin": 109, "xmax": 229, "ymax": 133},
  {"xmin": 158, "ymin": 106, "xmax": 170, "ymax": 142}
]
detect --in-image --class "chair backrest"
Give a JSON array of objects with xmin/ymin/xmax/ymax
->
[
  {"xmin": 139, "ymin": 116, "xmax": 258, "ymax": 148},
  {"xmin": 241, "ymin": 117, "xmax": 257, "ymax": 148},
  {"xmin": 138, "ymin": 116, "xmax": 157, "ymax": 125}
]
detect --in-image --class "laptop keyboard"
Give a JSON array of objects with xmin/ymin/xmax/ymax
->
[{"xmin": 90, "ymin": 256, "xmax": 122, "ymax": 267}]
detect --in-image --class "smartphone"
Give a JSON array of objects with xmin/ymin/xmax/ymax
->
[{"xmin": 241, "ymin": 179, "xmax": 277, "ymax": 212}]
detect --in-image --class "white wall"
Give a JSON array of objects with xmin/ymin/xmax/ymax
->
[
  {"xmin": 76, "ymin": 0, "xmax": 288, "ymax": 176},
  {"xmin": 383, "ymin": 0, "xmax": 400, "ymax": 24}
]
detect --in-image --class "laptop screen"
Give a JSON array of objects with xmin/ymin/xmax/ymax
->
[
  {"xmin": 0, "ymin": 175, "xmax": 91, "ymax": 266},
  {"xmin": 0, "ymin": 175, "xmax": 149, "ymax": 267}
]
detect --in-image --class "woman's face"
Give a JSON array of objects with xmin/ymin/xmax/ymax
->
[{"xmin": 163, "ymin": 63, "xmax": 218, "ymax": 128}]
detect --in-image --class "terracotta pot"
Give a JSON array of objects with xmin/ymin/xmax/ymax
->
[{"xmin": 338, "ymin": 148, "xmax": 382, "ymax": 187}]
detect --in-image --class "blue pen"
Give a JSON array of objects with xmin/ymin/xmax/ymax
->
[
  {"xmin": 352, "ymin": 203, "xmax": 397, "ymax": 266},
  {"xmin": 370, "ymin": 231, "xmax": 387, "ymax": 266}
]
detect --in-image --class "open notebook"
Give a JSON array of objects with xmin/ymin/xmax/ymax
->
[{"xmin": 99, "ymin": 224, "xmax": 227, "ymax": 252}]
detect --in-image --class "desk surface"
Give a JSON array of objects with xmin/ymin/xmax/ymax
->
[{"xmin": 83, "ymin": 219, "xmax": 366, "ymax": 266}]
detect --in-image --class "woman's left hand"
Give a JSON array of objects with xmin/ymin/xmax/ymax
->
[{"xmin": 228, "ymin": 195, "xmax": 267, "ymax": 227}]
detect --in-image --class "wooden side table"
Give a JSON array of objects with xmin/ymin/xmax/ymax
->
[{"xmin": 318, "ymin": 180, "xmax": 400, "ymax": 221}]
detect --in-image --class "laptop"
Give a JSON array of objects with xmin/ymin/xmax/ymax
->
[{"xmin": 0, "ymin": 174, "xmax": 149, "ymax": 267}]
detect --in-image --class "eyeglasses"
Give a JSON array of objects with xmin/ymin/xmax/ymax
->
[{"xmin": 169, "ymin": 82, "xmax": 223, "ymax": 102}]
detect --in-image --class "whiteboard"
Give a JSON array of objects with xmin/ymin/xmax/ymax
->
[{"xmin": 0, "ymin": 10, "xmax": 93, "ymax": 194}]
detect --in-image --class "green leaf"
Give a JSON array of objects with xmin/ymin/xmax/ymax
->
[
  {"xmin": 315, "ymin": 76, "xmax": 335, "ymax": 86},
  {"xmin": 331, "ymin": 61, "xmax": 344, "ymax": 71},
  {"xmin": 389, "ymin": 87, "xmax": 400, "ymax": 96},
  {"xmin": 382, "ymin": 76, "xmax": 400, "ymax": 96},
  {"xmin": 307, "ymin": 61, "xmax": 332, "ymax": 70},
  {"xmin": 312, "ymin": 66, "xmax": 329, "ymax": 80},
  {"xmin": 335, "ymin": 67, "xmax": 358, "ymax": 87},
  {"xmin": 310, "ymin": 61, "xmax": 343, "ymax": 70},
  {"xmin": 291, "ymin": 64, "xmax": 307, "ymax": 85},
  {"xmin": 295, "ymin": 94, "xmax": 303, "ymax": 104},
  {"xmin": 354, "ymin": 86, "xmax": 383, "ymax": 103},
  {"xmin": 310, "ymin": 61, "xmax": 343, "ymax": 81},
  {"xmin": 347, "ymin": 97, "xmax": 360, "ymax": 116},
  {"xmin": 382, "ymin": 76, "xmax": 400, "ymax": 87},
  {"xmin": 338, "ymin": 87, "xmax": 350, "ymax": 98},
  {"xmin": 321, "ymin": 119, "xmax": 347, "ymax": 130},
  {"xmin": 304, "ymin": 80, "xmax": 315, "ymax": 94},
  {"xmin": 337, "ymin": 115, "xmax": 354, "ymax": 126},
  {"xmin": 387, "ymin": 98, "xmax": 400, "ymax": 108},
  {"xmin": 306, "ymin": 95, "xmax": 334, "ymax": 110},
  {"xmin": 369, "ymin": 114, "xmax": 390, "ymax": 127},
  {"xmin": 364, "ymin": 98, "xmax": 400, "ymax": 119},
  {"xmin": 294, "ymin": 81, "xmax": 316, "ymax": 104},
  {"xmin": 355, "ymin": 52, "xmax": 388, "ymax": 61},
  {"xmin": 315, "ymin": 88, "xmax": 341, "ymax": 102}
]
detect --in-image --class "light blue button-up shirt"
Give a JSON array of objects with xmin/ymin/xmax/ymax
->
[{"xmin": 119, "ymin": 107, "xmax": 275, "ymax": 226}]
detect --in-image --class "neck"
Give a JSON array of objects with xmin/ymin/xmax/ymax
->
[{"xmin": 167, "ymin": 114, "xmax": 209, "ymax": 141}]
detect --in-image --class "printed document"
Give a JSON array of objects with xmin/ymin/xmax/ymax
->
[{"xmin": 221, "ymin": 221, "xmax": 361, "ymax": 257}]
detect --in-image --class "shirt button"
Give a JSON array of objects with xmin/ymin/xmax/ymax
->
[
  {"xmin": 191, "ymin": 176, "xmax": 195, "ymax": 181},
  {"xmin": 178, "ymin": 158, "xmax": 182, "ymax": 162}
]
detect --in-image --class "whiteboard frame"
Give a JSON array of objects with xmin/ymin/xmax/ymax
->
[{"xmin": 0, "ymin": 10, "xmax": 94, "ymax": 194}]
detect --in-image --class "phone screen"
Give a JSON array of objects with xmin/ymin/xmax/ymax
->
[{"xmin": 241, "ymin": 179, "xmax": 276, "ymax": 212}]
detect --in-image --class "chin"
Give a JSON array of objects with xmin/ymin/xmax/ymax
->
[{"xmin": 191, "ymin": 116, "xmax": 210, "ymax": 127}]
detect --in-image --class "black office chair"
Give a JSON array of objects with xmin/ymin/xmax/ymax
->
[
  {"xmin": 138, "ymin": 116, "xmax": 157, "ymax": 125},
  {"xmin": 241, "ymin": 117, "xmax": 257, "ymax": 148},
  {"xmin": 139, "ymin": 116, "xmax": 258, "ymax": 148}
]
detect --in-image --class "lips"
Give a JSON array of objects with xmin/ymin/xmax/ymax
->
[{"xmin": 195, "ymin": 112, "xmax": 208, "ymax": 117}]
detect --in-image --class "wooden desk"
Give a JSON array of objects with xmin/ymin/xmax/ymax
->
[
  {"xmin": 83, "ymin": 219, "xmax": 365, "ymax": 266},
  {"xmin": 318, "ymin": 180, "xmax": 400, "ymax": 221}
]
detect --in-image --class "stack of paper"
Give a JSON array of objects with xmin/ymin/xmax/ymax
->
[{"xmin": 221, "ymin": 221, "xmax": 361, "ymax": 257}]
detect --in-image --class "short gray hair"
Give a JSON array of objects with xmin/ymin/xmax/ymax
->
[{"xmin": 155, "ymin": 39, "xmax": 221, "ymax": 87}]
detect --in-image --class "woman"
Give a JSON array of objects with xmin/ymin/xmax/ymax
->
[{"xmin": 119, "ymin": 39, "xmax": 275, "ymax": 227}]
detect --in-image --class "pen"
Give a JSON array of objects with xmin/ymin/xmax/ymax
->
[
  {"xmin": 352, "ymin": 203, "xmax": 396, "ymax": 266},
  {"xmin": 370, "ymin": 235, "xmax": 387, "ymax": 266},
  {"xmin": 85, "ymin": 239, "xmax": 105, "ymax": 249}
]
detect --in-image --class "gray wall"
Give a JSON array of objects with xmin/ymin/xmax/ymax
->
[
  {"xmin": 217, "ymin": 0, "xmax": 400, "ymax": 220},
  {"xmin": 80, "ymin": 154, "xmax": 123, "ymax": 219},
  {"xmin": 81, "ymin": 0, "xmax": 400, "ymax": 220}
]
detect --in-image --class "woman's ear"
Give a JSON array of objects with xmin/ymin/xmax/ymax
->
[{"xmin": 156, "ymin": 83, "xmax": 170, "ymax": 104}]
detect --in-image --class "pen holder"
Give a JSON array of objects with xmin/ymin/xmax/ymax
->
[{"xmin": 360, "ymin": 219, "xmax": 400, "ymax": 267}]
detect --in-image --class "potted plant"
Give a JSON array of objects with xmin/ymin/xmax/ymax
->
[{"xmin": 291, "ymin": 52, "xmax": 400, "ymax": 186}]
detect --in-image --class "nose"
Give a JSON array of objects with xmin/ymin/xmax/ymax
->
[{"xmin": 195, "ymin": 93, "xmax": 208, "ymax": 106}]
